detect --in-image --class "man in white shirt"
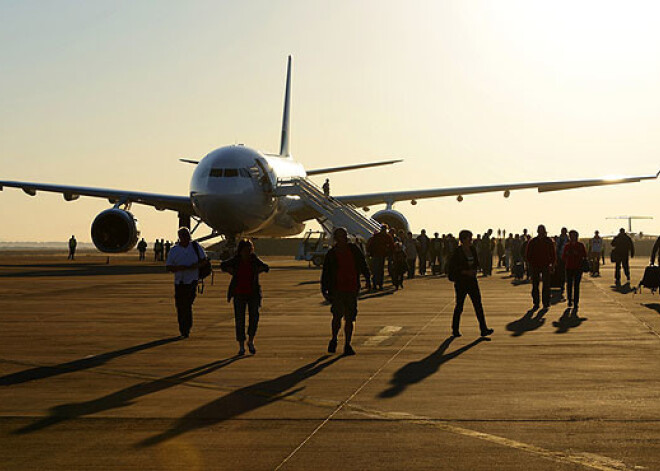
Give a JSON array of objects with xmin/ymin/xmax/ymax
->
[{"xmin": 166, "ymin": 227, "xmax": 206, "ymax": 338}]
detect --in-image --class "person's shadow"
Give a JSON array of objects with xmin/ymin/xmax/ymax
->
[
  {"xmin": 552, "ymin": 308, "xmax": 588, "ymax": 333},
  {"xmin": 611, "ymin": 282, "xmax": 635, "ymax": 294},
  {"xmin": 137, "ymin": 355, "xmax": 342, "ymax": 447},
  {"xmin": 13, "ymin": 355, "xmax": 245, "ymax": 435},
  {"xmin": 506, "ymin": 308, "xmax": 548, "ymax": 336},
  {"xmin": 378, "ymin": 336, "xmax": 488, "ymax": 398},
  {"xmin": 0, "ymin": 337, "xmax": 181, "ymax": 387}
]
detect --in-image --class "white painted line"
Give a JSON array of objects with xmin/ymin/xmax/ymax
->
[{"xmin": 363, "ymin": 326, "xmax": 402, "ymax": 346}]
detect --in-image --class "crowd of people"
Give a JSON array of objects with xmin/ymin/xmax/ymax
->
[{"xmin": 161, "ymin": 222, "xmax": 644, "ymax": 357}]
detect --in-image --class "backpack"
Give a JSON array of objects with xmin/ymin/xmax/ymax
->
[
  {"xmin": 193, "ymin": 242, "xmax": 213, "ymax": 281},
  {"xmin": 639, "ymin": 265, "xmax": 660, "ymax": 293}
]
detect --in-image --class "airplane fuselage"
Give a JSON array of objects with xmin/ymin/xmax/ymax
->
[{"xmin": 190, "ymin": 145, "xmax": 307, "ymax": 238}]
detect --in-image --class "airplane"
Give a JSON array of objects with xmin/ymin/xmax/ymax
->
[{"xmin": 1, "ymin": 56, "xmax": 658, "ymax": 255}]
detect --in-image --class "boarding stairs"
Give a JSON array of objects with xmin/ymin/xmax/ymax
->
[{"xmin": 276, "ymin": 177, "xmax": 381, "ymax": 241}]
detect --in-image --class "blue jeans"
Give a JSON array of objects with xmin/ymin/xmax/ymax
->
[{"xmin": 233, "ymin": 295, "xmax": 260, "ymax": 342}]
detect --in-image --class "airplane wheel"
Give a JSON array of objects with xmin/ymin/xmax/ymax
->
[{"xmin": 312, "ymin": 255, "xmax": 324, "ymax": 267}]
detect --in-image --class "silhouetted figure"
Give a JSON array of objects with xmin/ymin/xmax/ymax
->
[
  {"xmin": 526, "ymin": 224, "xmax": 556, "ymax": 309},
  {"xmin": 496, "ymin": 238, "xmax": 505, "ymax": 268},
  {"xmin": 403, "ymin": 231, "xmax": 417, "ymax": 279},
  {"xmin": 651, "ymin": 235, "xmax": 660, "ymax": 265},
  {"xmin": 555, "ymin": 227, "xmax": 569, "ymax": 297},
  {"xmin": 164, "ymin": 240, "xmax": 172, "ymax": 259},
  {"xmin": 480, "ymin": 229, "xmax": 493, "ymax": 276},
  {"xmin": 67, "ymin": 235, "xmax": 77, "ymax": 260},
  {"xmin": 166, "ymin": 228, "xmax": 206, "ymax": 338},
  {"xmin": 137, "ymin": 238, "xmax": 147, "ymax": 261},
  {"xmin": 322, "ymin": 178, "xmax": 330, "ymax": 196},
  {"xmin": 448, "ymin": 230, "xmax": 493, "ymax": 338},
  {"xmin": 391, "ymin": 242, "xmax": 407, "ymax": 289},
  {"xmin": 430, "ymin": 232, "xmax": 443, "ymax": 274},
  {"xmin": 366, "ymin": 225, "xmax": 394, "ymax": 289},
  {"xmin": 159, "ymin": 239, "xmax": 166, "ymax": 261},
  {"xmin": 588, "ymin": 230, "xmax": 603, "ymax": 276},
  {"xmin": 220, "ymin": 239, "xmax": 269, "ymax": 355},
  {"xmin": 562, "ymin": 230, "xmax": 587, "ymax": 311},
  {"xmin": 153, "ymin": 239, "xmax": 161, "ymax": 261},
  {"xmin": 417, "ymin": 229, "xmax": 431, "ymax": 275},
  {"xmin": 321, "ymin": 227, "xmax": 371, "ymax": 355},
  {"xmin": 611, "ymin": 228, "xmax": 635, "ymax": 286}
]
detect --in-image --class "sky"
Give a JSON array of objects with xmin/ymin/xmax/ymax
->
[{"xmin": 1, "ymin": 0, "xmax": 659, "ymax": 242}]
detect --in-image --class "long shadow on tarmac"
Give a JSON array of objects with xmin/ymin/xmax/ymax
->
[
  {"xmin": 0, "ymin": 263, "xmax": 167, "ymax": 278},
  {"xmin": 643, "ymin": 303, "xmax": 660, "ymax": 314},
  {"xmin": 552, "ymin": 308, "xmax": 588, "ymax": 333},
  {"xmin": 0, "ymin": 337, "xmax": 180, "ymax": 387},
  {"xmin": 12, "ymin": 355, "xmax": 244, "ymax": 435},
  {"xmin": 378, "ymin": 337, "xmax": 488, "ymax": 398},
  {"xmin": 506, "ymin": 308, "xmax": 548, "ymax": 336},
  {"xmin": 137, "ymin": 355, "xmax": 342, "ymax": 447}
]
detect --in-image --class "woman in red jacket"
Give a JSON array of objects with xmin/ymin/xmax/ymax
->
[{"xmin": 561, "ymin": 230, "xmax": 587, "ymax": 311}]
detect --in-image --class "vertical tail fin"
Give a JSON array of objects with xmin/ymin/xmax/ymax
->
[{"xmin": 279, "ymin": 55, "xmax": 292, "ymax": 157}]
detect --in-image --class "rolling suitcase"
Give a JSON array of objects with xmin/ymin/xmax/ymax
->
[{"xmin": 639, "ymin": 265, "xmax": 660, "ymax": 293}]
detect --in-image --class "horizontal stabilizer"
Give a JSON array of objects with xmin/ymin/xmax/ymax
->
[
  {"xmin": 179, "ymin": 159, "xmax": 199, "ymax": 165},
  {"xmin": 306, "ymin": 159, "xmax": 403, "ymax": 176}
]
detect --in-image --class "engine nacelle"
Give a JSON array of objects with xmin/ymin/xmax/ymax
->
[
  {"xmin": 91, "ymin": 209, "xmax": 140, "ymax": 253},
  {"xmin": 371, "ymin": 209, "xmax": 410, "ymax": 233}
]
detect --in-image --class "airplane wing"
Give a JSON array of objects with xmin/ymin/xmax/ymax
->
[
  {"xmin": 334, "ymin": 170, "xmax": 660, "ymax": 208},
  {"xmin": 306, "ymin": 159, "xmax": 403, "ymax": 176},
  {"xmin": 0, "ymin": 180, "xmax": 194, "ymax": 214}
]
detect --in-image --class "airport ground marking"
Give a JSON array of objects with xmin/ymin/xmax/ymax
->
[
  {"xmin": 274, "ymin": 301, "xmax": 454, "ymax": 471},
  {"xmin": 363, "ymin": 325, "xmax": 402, "ymax": 346}
]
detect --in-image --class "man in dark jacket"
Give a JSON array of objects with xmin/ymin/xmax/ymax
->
[
  {"xmin": 322, "ymin": 227, "xmax": 371, "ymax": 355},
  {"xmin": 220, "ymin": 240, "xmax": 270, "ymax": 355},
  {"xmin": 366, "ymin": 225, "xmax": 393, "ymax": 289},
  {"xmin": 611, "ymin": 228, "xmax": 635, "ymax": 286},
  {"xmin": 525, "ymin": 225, "xmax": 556, "ymax": 309},
  {"xmin": 416, "ymin": 229, "xmax": 431, "ymax": 275},
  {"xmin": 448, "ymin": 229, "xmax": 493, "ymax": 338}
]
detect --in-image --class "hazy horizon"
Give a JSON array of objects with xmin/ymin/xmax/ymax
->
[{"xmin": 2, "ymin": 1, "xmax": 659, "ymax": 243}]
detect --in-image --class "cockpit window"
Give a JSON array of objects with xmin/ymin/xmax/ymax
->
[{"xmin": 209, "ymin": 168, "xmax": 252, "ymax": 178}]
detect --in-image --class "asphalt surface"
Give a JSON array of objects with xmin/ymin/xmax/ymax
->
[{"xmin": 1, "ymin": 252, "xmax": 659, "ymax": 470}]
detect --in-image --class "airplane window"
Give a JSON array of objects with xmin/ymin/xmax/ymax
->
[
  {"xmin": 224, "ymin": 168, "xmax": 239, "ymax": 177},
  {"xmin": 209, "ymin": 168, "xmax": 223, "ymax": 177}
]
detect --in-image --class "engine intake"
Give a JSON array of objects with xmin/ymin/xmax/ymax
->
[
  {"xmin": 91, "ymin": 209, "xmax": 140, "ymax": 253},
  {"xmin": 371, "ymin": 209, "xmax": 410, "ymax": 233}
]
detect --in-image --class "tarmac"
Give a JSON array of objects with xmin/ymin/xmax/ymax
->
[{"xmin": 1, "ymin": 251, "xmax": 659, "ymax": 470}]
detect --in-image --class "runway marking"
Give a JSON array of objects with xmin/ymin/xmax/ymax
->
[
  {"xmin": 274, "ymin": 302, "xmax": 453, "ymax": 471},
  {"xmin": 362, "ymin": 326, "xmax": 402, "ymax": 346}
]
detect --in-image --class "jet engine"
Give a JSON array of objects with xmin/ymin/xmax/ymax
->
[
  {"xmin": 91, "ymin": 209, "xmax": 140, "ymax": 253},
  {"xmin": 372, "ymin": 209, "xmax": 410, "ymax": 233}
]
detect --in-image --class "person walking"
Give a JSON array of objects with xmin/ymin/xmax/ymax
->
[
  {"xmin": 403, "ymin": 231, "xmax": 418, "ymax": 279},
  {"xmin": 67, "ymin": 235, "xmax": 77, "ymax": 260},
  {"xmin": 588, "ymin": 230, "xmax": 603, "ymax": 276},
  {"xmin": 391, "ymin": 242, "xmax": 407, "ymax": 289},
  {"xmin": 505, "ymin": 234, "xmax": 514, "ymax": 271},
  {"xmin": 561, "ymin": 230, "xmax": 587, "ymax": 311},
  {"xmin": 651, "ymin": 235, "xmax": 660, "ymax": 265},
  {"xmin": 496, "ymin": 237, "xmax": 505, "ymax": 268},
  {"xmin": 322, "ymin": 178, "xmax": 330, "ymax": 197},
  {"xmin": 159, "ymin": 239, "xmax": 166, "ymax": 261},
  {"xmin": 220, "ymin": 239, "xmax": 270, "ymax": 355},
  {"xmin": 481, "ymin": 229, "xmax": 493, "ymax": 276},
  {"xmin": 166, "ymin": 228, "xmax": 207, "ymax": 338},
  {"xmin": 431, "ymin": 232, "xmax": 443, "ymax": 274},
  {"xmin": 448, "ymin": 230, "xmax": 494, "ymax": 338},
  {"xmin": 164, "ymin": 240, "xmax": 172, "ymax": 259},
  {"xmin": 526, "ymin": 225, "xmax": 556, "ymax": 309},
  {"xmin": 611, "ymin": 228, "xmax": 635, "ymax": 286},
  {"xmin": 137, "ymin": 238, "xmax": 147, "ymax": 261},
  {"xmin": 321, "ymin": 227, "xmax": 371, "ymax": 356},
  {"xmin": 555, "ymin": 227, "xmax": 569, "ymax": 298},
  {"xmin": 417, "ymin": 229, "xmax": 431, "ymax": 275},
  {"xmin": 154, "ymin": 239, "xmax": 161, "ymax": 261},
  {"xmin": 366, "ymin": 225, "xmax": 394, "ymax": 289}
]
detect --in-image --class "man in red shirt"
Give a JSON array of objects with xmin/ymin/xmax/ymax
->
[
  {"xmin": 321, "ymin": 227, "xmax": 371, "ymax": 355},
  {"xmin": 525, "ymin": 224, "xmax": 556, "ymax": 309}
]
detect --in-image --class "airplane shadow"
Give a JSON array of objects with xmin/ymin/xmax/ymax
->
[
  {"xmin": 13, "ymin": 355, "xmax": 245, "ymax": 435},
  {"xmin": 136, "ymin": 355, "xmax": 342, "ymax": 447},
  {"xmin": 0, "ymin": 337, "xmax": 180, "ymax": 387},
  {"xmin": 552, "ymin": 308, "xmax": 588, "ymax": 334},
  {"xmin": 0, "ymin": 263, "xmax": 167, "ymax": 278},
  {"xmin": 506, "ymin": 308, "xmax": 548, "ymax": 337},
  {"xmin": 378, "ymin": 336, "xmax": 488, "ymax": 399}
]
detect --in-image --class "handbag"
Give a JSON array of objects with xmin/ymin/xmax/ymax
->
[
  {"xmin": 581, "ymin": 258, "xmax": 591, "ymax": 273},
  {"xmin": 193, "ymin": 242, "xmax": 213, "ymax": 280}
]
